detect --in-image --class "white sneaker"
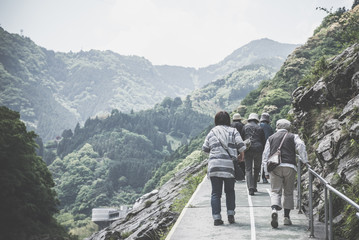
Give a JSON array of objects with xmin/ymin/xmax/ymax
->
[
  {"xmin": 271, "ymin": 209, "xmax": 278, "ymax": 228},
  {"xmin": 284, "ymin": 217, "xmax": 292, "ymax": 225}
]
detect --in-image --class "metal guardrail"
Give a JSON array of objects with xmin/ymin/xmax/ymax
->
[{"xmin": 296, "ymin": 156, "xmax": 359, "ymax": 239}]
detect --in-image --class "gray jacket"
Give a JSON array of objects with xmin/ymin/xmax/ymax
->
[{"xmin": 203, "ymin": 125, "xmax": 245, "ymax": 178}]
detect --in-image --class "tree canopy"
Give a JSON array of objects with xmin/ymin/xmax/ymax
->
[{"xmin": 0, "ymin": 106, "xmax": 72, "ymax": 239}]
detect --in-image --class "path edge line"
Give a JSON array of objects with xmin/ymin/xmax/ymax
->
[{"xmin": 165, "ymin": 175, "xmax": 207, "ymax": 240}]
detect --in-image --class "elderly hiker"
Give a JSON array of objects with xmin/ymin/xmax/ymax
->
[
  {"xmin": 242, "ymin": 113, "xmax": 265, "ymax": 195},
  {"xmin": 231, "ymin": 113, "xmax": 246, "ymax": 177},
  {"xmin": 231, "ymin": 113, "xmax": 245, "ymax": 138},
  {"xmin": 262, "ymin": 119, "xmax": 308, "ymax": 228},
  {"xmin": 259, "ymin": 113, "xmax": 274, "ymax": 183},
  {"xmin": 202, "ymin": 111, "xmax": 246, "ymax": 225}
]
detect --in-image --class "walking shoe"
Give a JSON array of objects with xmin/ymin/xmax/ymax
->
[
  {"xmin": 271, "ymin": 209, "xmax": 278, "ymax": 228},
  {"xmin": 263, "ymin": 178, "xmax": 268, "ymax": 183},
  {"xmin": 214, "ymin": 219, "xmax": 224, "ymax": 226},
  {"xmin": 249, "ymin": 188, "xmax": 254, "ymax": 195},
  {"xmin": 284, "ymin": 217, "xmax": 292, "ymax": 225},
  {"xmin": 228, "ymin": 215, "xmax": 235, "ymax": 224},
  {"xmin": 254, "ymin": 188, "xmax": 258, "ymax": 192}
]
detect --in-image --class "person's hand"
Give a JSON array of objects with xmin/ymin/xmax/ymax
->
[
  {"xmin": 238, "ymin": 152, "xmax": 245, "ymax": 162},
  {"xmin": 265, "ymin": 175, "xmax": 270, "ymax": 179}
]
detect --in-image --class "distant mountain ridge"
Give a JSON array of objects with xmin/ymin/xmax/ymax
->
[
  {"xmin": 197, "ymin": 38, "xmax": 300, "ymax": 86},
  {"xmin": 190, "ymin": 63, "xmax": 278, "ymax": 116},
  {"xmin": 0, "ymin": 27, "xmax": 299, "ymax": 140}
]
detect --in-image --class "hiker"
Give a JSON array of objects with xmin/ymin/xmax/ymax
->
[
  {"xmin": 231, "ymin": 113, "xmax": 245, "ymax": 138},
  {"xmin": 262, "ymin": 119, "xmax": 308, "ymax": 228},
  {"xmin": 242, "ymin": 113, "xmax": 265, "ymax": 195},
  {"xmin": 231, "ymin": 113, "xmax": 246, "ymax": 177},
  {"xmin": 259, "ymin": 113, "xmax": 274, "ymax": 183},
  {"xmin": 202, "ymin": 111, "xmax": 246, "ymax": 225}
]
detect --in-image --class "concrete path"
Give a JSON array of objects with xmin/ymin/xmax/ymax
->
[{"xmin": 166, "ymin": 176, "xmax": 317, "ymax": 240}]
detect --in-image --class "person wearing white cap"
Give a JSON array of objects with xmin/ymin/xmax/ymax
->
[
  {"xmin": 259, "ymin": 113, "xmax": 274, "ymax": 183},
  {"xmin": 231, "ymin": 113, "xmax": 246, "ymax": 179},
  {"xmin": 262, "ymin": 119, "xmax": 308, "ymax": 228},
  {"xmin": 242, "ymin": 113, "xmax": 265, "ymax": 196}
]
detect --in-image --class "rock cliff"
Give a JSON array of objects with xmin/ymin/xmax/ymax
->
[{"xmin": 292, "ymin": 43, "xmax": 359, "ymax": 235}]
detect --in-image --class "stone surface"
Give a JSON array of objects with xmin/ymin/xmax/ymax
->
[
  {"xmin": 292, "ymin": 43, "xmax": 359, "ymax": 234},
  {"xmin": 86, "ymin": 160, "xmax": 207, "ymax": 240}
]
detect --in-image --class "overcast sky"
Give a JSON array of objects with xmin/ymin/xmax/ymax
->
[{"xmin": 0, "ymin": 0, "xmax": 353, "ymax": 68}]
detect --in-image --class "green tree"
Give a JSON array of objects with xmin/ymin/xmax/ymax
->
[{"xmin": 0, "ymin": 106, "xmax": 71, "ymax": 239}]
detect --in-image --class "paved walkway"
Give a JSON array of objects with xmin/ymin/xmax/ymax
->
[{"xmin": 166, "ymin": 176, "xmax": 317, "ymax": 240}]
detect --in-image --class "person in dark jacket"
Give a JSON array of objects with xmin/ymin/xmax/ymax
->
[
  {"xmin": 262, "ymin": 119, "xmax": 308, "ymax": 228},
  {"xmin": 259, "ymin": 113, "xmax": 274, "ymax": 183},
  {"xmin": 231, "ymin": 113, "xmax": 245, "ymax": 177},
  {"xmin": 242, "ymin": 113, "xmax": 265, "ymax": 195},
  {"xmin": 231, "ymin": 113, "xmax": 244, "ymax": 139},
  {"xmin": 202, "ymin": 111, "xmax": 246, "ymax": 225}
]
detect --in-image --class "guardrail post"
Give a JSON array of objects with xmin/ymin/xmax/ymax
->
[
  {"xmin": 304, "ymin": 163, "xmax": 359, "ymax": 239},
  {"xmin": 297, "ymin": 161, "xmax": 302, "ymax": 213},
  {"xmin": 325, "ymin": 187, "xmax": 328, "ymax": 240},
  {"xmin": 329, "ymin": 191, "xmax": 333, "ymax": 240},
  {"xmin": 309, "ymin": 171, "xmax": 315, "ymax": 238}
]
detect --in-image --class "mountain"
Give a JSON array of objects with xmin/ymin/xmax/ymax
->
[
  {"xmin": 0, "ymin": 27, "xmax": 298, "ymax": 141},
  {"xmin": 237, "ymin": 5, "xmax": 359, "ymax": 125},
  {"xmin": 196, "ymin": 38, "xmax": 299, "ymax": 87},
  {"xmin": 190, "ymin": 64, "xmax": 277, "ymax": 116}
]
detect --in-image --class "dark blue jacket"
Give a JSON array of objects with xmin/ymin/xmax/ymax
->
[
  {"xmin": 231, "ymin": 120, "xmax": 244, "ymax": 139},
  {"xmin": 260, "ymin": 122, "xmax": 274, "ymax": 141}
]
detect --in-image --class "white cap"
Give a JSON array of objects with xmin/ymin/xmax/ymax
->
[{"xmin": 276, "ymin": 119, "xmax": 291, "ymax": 131}]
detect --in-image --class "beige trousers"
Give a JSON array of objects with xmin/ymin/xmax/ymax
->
[{"xmin": 269, "ymin": 166, "xmax": 296, "ymax": 210}]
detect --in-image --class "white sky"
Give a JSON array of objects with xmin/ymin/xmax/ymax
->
[{"xmin": 0, "ymin": 0, "xmax": 354, "ymax": 68}]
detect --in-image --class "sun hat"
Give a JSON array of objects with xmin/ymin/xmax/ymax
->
[
  {"xmin": 260, "ymin": 113, "xmax": 270, "ymax": 122},
  {"xmin": 232, "ymin": 113, "xmax": 241, "ymax": 121},
  {"xmin": 248, "ymin": 113, "xmax": 259, "ymax": 122}
]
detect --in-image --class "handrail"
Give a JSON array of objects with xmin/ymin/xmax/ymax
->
[{"xmin": 296, "ymin": 155, "xmax": 359, "ymax": 239}]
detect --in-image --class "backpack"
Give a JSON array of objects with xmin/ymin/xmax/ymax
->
[
  {"xmin": 243, "ymin": 125, "xmax": 255, "ymax": 151},
  {"xmin": 243, "ymin": 138, "xmax": 252, "ymax": 151}
]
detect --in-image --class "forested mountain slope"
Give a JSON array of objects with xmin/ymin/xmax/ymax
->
[
  {"xmin": 45, "ymin": 96, "xmax": 212, "ymax": 237},
  {"xmin": 0, "ymin": 106, "xmax": 74, "ymax": 240},
  {"xmin": 0, "ymin": 27, "xmax": 298, "ymax": 141},
  {"xmin": 190, "ymin": 64, "xmax": 277, "ymax": 116}
]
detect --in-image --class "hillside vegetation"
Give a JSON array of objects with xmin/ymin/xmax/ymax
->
[
  {"xmin": 0, "ymin": 28, "xmax": 298, "ymax": 141},
  {"xmin": 0, "ymin": 106, "xmax": 74, "ymax": 240},
  {"xmin": 191, "ymin": 64, "xmax": 277, "ymax": 116},
  {"xmin": 45, "ymin": 96, "xmax": 212, "ymax": 237},
  {"xmin": 238, "ymin": 6, "xmax": 359, "ymax": 125}
]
